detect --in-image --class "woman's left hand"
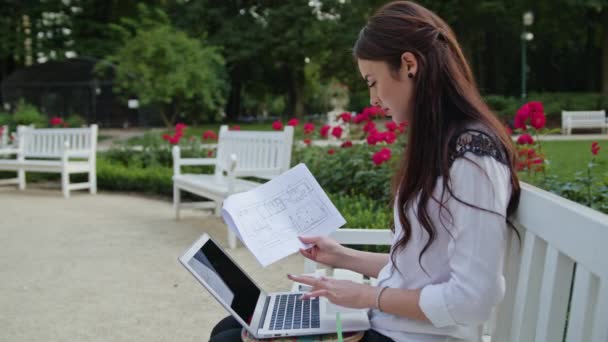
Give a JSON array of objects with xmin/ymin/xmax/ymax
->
[{"xmin": 287, "ymin": 274, "xmax": 376, "ymax": 309}]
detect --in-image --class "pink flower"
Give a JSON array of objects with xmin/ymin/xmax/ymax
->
[
  {"xmin": 168, "ymin": 135, "xmax": 181, "ymax": 145},
  {"xmin": 517, "ymin": 133, "xmax": 534, "ymax": 145},
  {"xmin": 328, "ymin": 148, "xmax": 335, "ymax": 155},
  {"xmin": 530, "ymin": 111, "xmax": 546, "ymax": 130},
  {"xmin": 331, "ymin": 126, "xmax": 343, "ymax": 139},
  {"xmin": 202, "ymin": 130, "xmax": 218, "ymax": 140},
  {"xmin": 303, "ymin": 123, "xmax": 315, "ymax": 135},
  {"xmin": 341, "ymin": 141, "xmax": 353, "ymax": 148},
  {"xmin": 385, "ymin": 121, "xmax": 398, "ymax": 132},
  {"xmin": 367, "ymin": 130, "xmax": 383, "ymax": 145},
  {"xmin": 592, "ymin": 142, "xmax": 601, "ymax": 156},
  {"xmin": 229, "ymin": 125, "xmax": 240, "ymax": 131},
  {"xmin": 339, "ymin": 112, "xmax": 352, "ymax": 122},
  {"xmin": 320, "ymin": 125, "xmax": 330, "ymax": 138},
  {"xmin": 372, "ymin": 147, "xmax": 392, "ymax": 165},
  {"xmin": 353, "ymin": 113, "xmax": 368, "ymax": 124},
  {"xmin": 272, "ymin": 121, "xmax": 284, "ymax": 131},
  {"xmin": 303, "ymin": 138, "xmax": 312, "ymax": 146},
  {"xmin": 287, "ymin": 118, "xmax": 299, "ymax": 127},
  {"xmin": 50, "ymin": 117, "xmax": 63, "ymax": 126},
  {"xmin": 175, "ymin": 123, "xmax": 187, "ymax": 132}
]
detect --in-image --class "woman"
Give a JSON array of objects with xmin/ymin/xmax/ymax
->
[{"xmin": 210, "ymin": 1, "xmax": 520, "ymax": 341}]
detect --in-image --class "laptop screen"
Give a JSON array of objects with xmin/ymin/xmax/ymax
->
[{"xmin": 187, "ymin": 238, "xmax": 261, "ymax": 325}]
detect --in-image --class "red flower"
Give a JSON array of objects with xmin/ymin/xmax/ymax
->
[
  {"xmin": 230, "ymin": 125, "xmax": 241, "ymax": 131},
  {"xmin": 327, "ymin": 149, "xmax": 335, "ymax": 155},
  {"xmin": 287, "ymin": 118, "xmax": 299, "ymax": 127},
  {"xmin": 50, "ymin": 117, "xmax": 63, "ymax": 127},
  {"xmin": 272, "ymin": 121, "xmax": 284, "ymax": 131},
  {"xmin": 515, "ymin": 101, "xmax": 545, "ymax": 130},
  {"xmin": 303, "ymin": 123, "xmax": 315, "ymax": 134},
  {"xmin": 175, "ymin": 123, "xmax": 187, "ymax": 132},
  {"xmin": 207, "ymin": 150, "xmax": 214, "ymax": 157},
  {"xmin": 362, "ymin": 121, "xmax": 376, "ymax": 133},
  {"xmin": 341, "ymin": 141, "xmax": 353, "ymax": 148},
  {"xmin": 168, "ymin": 135, "xmax": 181, "ymax": 145},
  {"xmin": 516, "ymin": 161, "xmax": 526, "ymax": 172},
  {"xmin": 162, "ymin": 134, "xmax": 171, "ymax": 142},
  {"xmin": 303, "ymin": 138, "xmax": 312, "ymax": 146},
  {"xmin": 331, "ymin": 126, "xmax": 343, "ymax": 139},
  {"xmin": 320, "ymin": 125, "xmax": 330, "ymax": 138},
  {"xmin": 339, "ymin": 112, "xmax": 352, "ymax": 122},
  {"xmin": 592, "ymin": 142, "xmax": 601, "ymax": 155},
  {"xmin": 366, "ymin": 130, "xmax": 382, "ymax": 145},
  {"xmin": 353, "ymin": 113, "xmax": 369, "ymax": 124},
  {"xmin": 384, "ymin": 131, "xmax": 396, "ymax": 144},
  {"xmin": 202, "ymin": 130, "xmax": 218, "ymax": 140},
  {"xmin": 517, "ymin": 133, "xmax": 534, "ymax": 145},
  {"xmin": 385, "ymin": 121, "xmax": 398, "ymax": 132},
  {"xmin": 372, "ymin": 147, "xmax": 392, "ymax": 165},
  {"xmin": 505, "ymin": 125, "xmax": 513, "ymax": 135}
]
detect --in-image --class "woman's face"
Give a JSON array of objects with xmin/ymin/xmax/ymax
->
[{"xmin": 357, "ymin": 53, "xmax": 417, "ymax": 124}]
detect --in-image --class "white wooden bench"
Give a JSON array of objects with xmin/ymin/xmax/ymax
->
[
  {"xmin": 172, "ymin": 125, "xmax": 294, "ymax": 248},
  {"xmin": 561, "ymin": 110, "xmax": 607, "ymax": 135},
  {"xmin": 304, "ymin": 183, "xmax": 608, "ymax": 342},
  {"xmin": 0, "ymin": 125, "xmax": 8, "ymax": 148},
  {"xmin": 0, "ymin": 124, "xmax": 98, "ymax": 198}
]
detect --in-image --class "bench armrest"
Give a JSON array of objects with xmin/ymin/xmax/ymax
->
[{"xmin": 172, "ymin": 145, "xmax": 218, "ymax": 176}]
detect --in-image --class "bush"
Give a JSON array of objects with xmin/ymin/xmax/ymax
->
[
  {"xmin": 483, "ymin": 92, "xmax": 608, "ymax": 125},
  {"xmin": 97, "ymin": 158, "xmax": 173, "ymax": 196},
  {"xmin": 293, "ymin": 144, "xmax": 399, "ymax": 204},
  {"xmin": 65, "ymin": 114, "xmax": 86, "ymax": 127},
  {"xmin": 13, "ymin": 99, "xmax": 46, "ymax": 127}
]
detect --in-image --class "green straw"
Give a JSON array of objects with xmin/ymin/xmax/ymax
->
[{"xmin": 336, "ymin": 312, "xmax": 343, "ymax": 342}]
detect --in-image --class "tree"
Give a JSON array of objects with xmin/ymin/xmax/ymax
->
[{"xmin": 98, "ymin": 5, "xmax": 228, "ymax": 126}]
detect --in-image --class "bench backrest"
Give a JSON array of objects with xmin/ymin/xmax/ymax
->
[
  {"xmin": 17, "ymin": 125, "xmax": 98, "ymax": 159},
  {"xmin": 562, "ymin": 110, "xmax": 606, "ymax": 125},
  {"xmin": 214, "ymin": 125, "xmax": 294, "ymax": 180},
  {"xmin": 324, "ymin": 182, "xmax": 608, "ymax": 342},
  {"xmin": 493, "ymin": 182, "xmax": 608, "ymax": 342}
]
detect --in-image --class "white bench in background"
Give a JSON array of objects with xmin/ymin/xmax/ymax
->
[
  {"xmin": 304, "ymin": 183, "xmax": 608, "ymax": 342},
  {"xmin": 0, "ymin": 125, "xmax": 8, "ymax": 148},
  {"xmin": 561, "ymin": 110, "xmax": 607, "ymax": 135},
  {"xmin": 0, "ymin": 125, "xmax": 98, "ymax": 198},
  {"xmin": 172, "ymin": 125, "xmax": 294, "ymax": 248}
]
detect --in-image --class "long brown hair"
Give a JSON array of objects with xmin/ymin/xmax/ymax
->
[{"xmin": 353, "ymin": 1, "xmax": 521, "ymax": 275}]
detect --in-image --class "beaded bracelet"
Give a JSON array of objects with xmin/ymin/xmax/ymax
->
[{"xmin": 376, "ymin": 286, "xmax": 388, "ymax": 312}]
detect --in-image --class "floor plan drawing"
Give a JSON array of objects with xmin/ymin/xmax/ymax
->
[{"xmin": 222, "ymin": 163, "xmax": 346, "ymax": 266}]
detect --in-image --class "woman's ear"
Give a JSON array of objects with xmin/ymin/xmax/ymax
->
[{"xmin": 400, "ymin": 52, "xmax": 418, "ymax": 79}]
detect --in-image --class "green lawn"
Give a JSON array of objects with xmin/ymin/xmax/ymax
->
[{"xmin": 519, "ymin": 140, "xmax": 607, "ymax": 184}]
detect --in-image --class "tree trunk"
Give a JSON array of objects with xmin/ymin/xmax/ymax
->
[
  {"xmin": 288, "ymin": 68, "xmax": 305, "ymax": 118},
  {"xmin": 602, "ymin": 10, "xmax": 608, "ymax": 96},
  {"xmin": 226, "ymin": 76, "xmax": 241, "ymax": 121}
]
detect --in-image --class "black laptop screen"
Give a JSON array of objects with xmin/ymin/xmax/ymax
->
[{"xmin": 187, "ymin": 238, "xmax": 261, "ymax": 325}]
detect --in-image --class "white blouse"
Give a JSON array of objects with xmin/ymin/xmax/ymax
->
[{"xmin": 369, "ymin": 151, "xmax": 513, "ymax": 342}]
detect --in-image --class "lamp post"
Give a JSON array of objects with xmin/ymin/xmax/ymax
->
[{"xmin": 521, "ymin": 11, "xmax": 534, "ymax": 100}]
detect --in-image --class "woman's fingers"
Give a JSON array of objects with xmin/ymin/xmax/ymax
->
[
  {"xmin": 287, "ymin": 274, "xmax": 322, "ymax": 286},
  {"xmin": 298, "ymin": 235, "xmax": 321, "ymax": 244},
  {"xmin": 300, "ymin": 289, "xmax": 331, "ymax": 300}
]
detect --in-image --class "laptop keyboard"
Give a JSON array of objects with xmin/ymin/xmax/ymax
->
[{"xmin": 269, "ymin": 294, "xmax": 320, "ymax": 330}]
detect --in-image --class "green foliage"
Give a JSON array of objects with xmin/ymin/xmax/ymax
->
[
  {"xmin": 293, "ymin": 144, "xmax": 400, "ymax": 203},
  {"xmin": 483, "ymin": 93, "xmax": 608, "ymax": 123},
  {"xmin": 97, "ymin": 158, "xmax": 173, "ymax": 196},
  {"xmin": 97, "ymin": 4, "xmax": 228, "ymax": 126},
  {"xmin": 13, "ymin": 99, "xmax": 46, "ymax": 127},
  {"xmin": 0, "ymin": 112, "xmax": 11, "ymax": 126},
  {"xmin": 65, "ymin": 114, "xmax": 86, "ymax": 127}
]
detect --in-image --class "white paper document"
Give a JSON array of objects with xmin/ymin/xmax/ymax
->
[{"xmin": 221, "ymin": 163, "xmax": 346, "ymax": 267}]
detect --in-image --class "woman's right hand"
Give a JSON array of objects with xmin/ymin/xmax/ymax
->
[{"xmin": 298, "ymin": 235, "xmax": 348, "ymax": 268}]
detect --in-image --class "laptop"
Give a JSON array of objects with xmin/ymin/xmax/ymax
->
[{"xmin": 178, "ymin": 234, "xmax": 371, "ymax": 338}]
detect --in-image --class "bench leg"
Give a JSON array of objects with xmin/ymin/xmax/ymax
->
[
  {"xmin": 17, "ymin": 169, "xmax": 25, "ymax": 190},
  {"xmin": 173, "ymin": 185, "xmax": 181, "ymax": 220},
  {"xmin": 89, "ymin": 169, "xmax": 97, "ymax": 194},
  {"xmin": 62, "ymin": 170, "xmax": 70, "ymax": 198},
  {"xmin": 214, "ymin": 201, "xmax": 222, "ymax": 217},
  {"xmin": 227, "ymin": 228, "xmax": 237, "ymax": 249}
]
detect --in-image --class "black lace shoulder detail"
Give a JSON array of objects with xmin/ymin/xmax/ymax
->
[{"xmin": 448, "ymin": 129, "xmax": 508, "ymax": 167}]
